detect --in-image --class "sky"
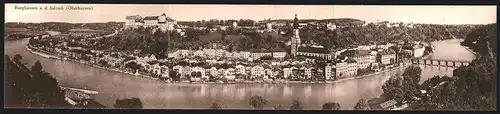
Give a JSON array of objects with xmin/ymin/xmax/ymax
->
[{"xmin": 4, "ymin": 4, "xmax": 497, "ymax": 25}]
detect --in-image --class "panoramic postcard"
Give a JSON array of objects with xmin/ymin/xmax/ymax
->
[{"xmin": 4, "ymin": 4, "xmax": 497, "ymax": 110}]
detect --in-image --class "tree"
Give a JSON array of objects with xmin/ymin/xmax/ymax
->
[
  {"xmin": 289, "ymin": 99, "xmax": 303, "ymax": 110},
  {"xmin": 191, "ymin": 71, "xmax": 202, "ymax": 78},
  {"xmin": 4, "ymin": 54, "xmax": 70, "ymax": 108},
  {"xmin": 274, "ymin": 104, "xmax": 285, "ymax": 110},
  {"xmin": 5, "ymin": 54, "xmax": 31, "ymax": 107},
  {"xmin": 29, "ymin": 38, "xmax": 39, "ymax": 46},
  {"xmin": 13, "ymin": 54, "xmax": 23, "ymax": 64},
  {"xmin": 99, "ymin": 60, "xmax": 109, "ymax": 67},
  {"xmin": 31, "ymin": 61, "xmax": 43, "ymax": 75},
  {"xmin": 401, "ymin": 65, "xmax": 422, "ymax": 101},
  {"xmin": 125, "ymin": 61, "xmax": 142, "ymax": 70},
  {"xmin": 382, "ymin": 75, "xmax": 404, "ymax": 104},
  {"xmin": 113, "ymin": 97, "xmax": 143, "ymax": 109},
  {"xmin": 169, "ymin": 70, "xmax": 180, "ymax": 81},
  {"xmin": 249, "ymin": 95, "xmax": 268, "ymax": 109},
  {"xmin": 209, "ymin": 102, "xmax": 222, "ymax": 109},
  {"xmin": 31, "ymin": 71, "xmax": 68, "ymax": 107},
  {"xmin": 353, "ymin": 98, "xmax": 370, "ymax": 110},
  {"xmin": 420, "ymin": 75, "xmax": 442, "ymax": 90},
  {"xmin": 322, "ymin": 102, "xmax": 341, "ymax": 110}
]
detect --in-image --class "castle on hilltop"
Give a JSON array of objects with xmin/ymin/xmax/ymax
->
[{"xmin": 124, "ymin": 13, "xmax": 177, "ymax": 32}]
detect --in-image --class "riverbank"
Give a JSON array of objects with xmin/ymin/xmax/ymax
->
[
  {"xmin": 331, "ymin": 64, "xmax": 410, "ymax": 84},
  {"xmin": 26, "ymin": 45, "xmax": 161, "ymax": 80},
  {"xmin": 463, "ymin": 47, "xmax": 478, "ymax": 56},
  {"xmin": 27, "ymin": 45, "xmax": 409, "ymax": 84}
]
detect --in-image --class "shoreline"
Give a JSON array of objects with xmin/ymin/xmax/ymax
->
[
  {"xmin": 463, "ymin": 47, "xmax": 478, "ymax": 56},
  {"xmin": 27, "ymin": 45, "xmax": 409, "ymax": 84}
]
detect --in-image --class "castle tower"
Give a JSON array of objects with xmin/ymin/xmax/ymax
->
[
  {"xmin": 290, "ymin": 14, "xmax": 301, "ymax": 57},
  {"xmin": 159, "ymin": 13, "xmax": 167, "ymax": 22},
  {"xmin": 232, "ymin": 22, "xmax": 238, "ymax": 28},
  {"xmin": 266, "ymin": 18, "xmax": 273, "ymax": 32},
  {"xmin": 158, "ymin": 13, "xmax": 168, "ymax": 32}
]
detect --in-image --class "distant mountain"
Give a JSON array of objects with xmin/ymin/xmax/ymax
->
[
  {"xmin": 4, "ymin": 22, "xmax": 123, "ymax": 33},
  {"xmin": 4, "ymin": 27, "xmax": 31, "ymax": 32}
]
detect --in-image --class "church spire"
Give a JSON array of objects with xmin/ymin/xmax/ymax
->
[{"xmin": 293, "ymin": 13, "xmax": 299, "ymax": 29}]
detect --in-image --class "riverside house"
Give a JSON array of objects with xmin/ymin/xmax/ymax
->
[
  {"xmin": 378, "ymin": 49, "xmax": 397, "ymax": 65},
  {"xmin": 225, "ymin": 68, "xmax": 236, "ymax": 80},
  {"xmin": 325, "ymin": 65, "xmax": 334, "ymax": 80},
  {"xmin": 251, "ymin": 65, "xmax": 265, "ymax": 78},
  {"xmin": 335, "ymin": 59, "xmax": 358, "ymax": 78},
  {"xmin": 235, "ymin": 65, "xmax": 246, "ymax": 75}
]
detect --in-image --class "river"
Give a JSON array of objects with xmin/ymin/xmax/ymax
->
[
  {"xmin": 3, "ymin": 36, "xmax": 475, "ymax": 109},
  {"xmin": 426, "ymin": 39, "xmax": 476, "ymax": 61}
]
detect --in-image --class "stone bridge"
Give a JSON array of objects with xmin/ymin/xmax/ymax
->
[{"xmin": 410, "ymin": 58, "xmax": 471, "ymax": 68}]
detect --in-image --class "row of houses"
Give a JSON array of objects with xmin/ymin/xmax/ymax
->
[
  {"xmin": 146, "ymin": 48, "xmax": 397, "ymax": 80},
  {"xmin": 50, "ymin": 41, "xmax": 397, "ymax": 81},
  {"xmin": 139, "ymin": 62, "xmax": 337, "ymax": 81},
  {"xmin": 168, "ymin": 49, "xmax": 288, "ymax": 60},
  {"xmin": 335, "ymin": 49, "xmax": 397, "ymax": 77}
]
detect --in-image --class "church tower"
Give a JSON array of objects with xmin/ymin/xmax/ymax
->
[{"xmin": 290, "ymin": 14, "xmax": 301, "ymax": 57}]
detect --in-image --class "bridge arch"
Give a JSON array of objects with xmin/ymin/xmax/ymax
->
[{"xmin": 409, "ymin": 58, "xmax": 471, "ymax": 68}]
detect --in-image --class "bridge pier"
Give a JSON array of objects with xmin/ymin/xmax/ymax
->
[{"xmin": 412, "ymin": 58, "xmax": 470, "ymax": 68}]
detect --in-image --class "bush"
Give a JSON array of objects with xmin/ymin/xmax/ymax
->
[
  {"xmin": 113, "ymin": 97, "xmax": 143, "ymax": 109},
  {"xmin": 290, "ymin": 99, "xmax": 303, "ymax": 110},
  {"xmin": 249, "ymin": 95, "xmax": 268, "ymax": 109}
]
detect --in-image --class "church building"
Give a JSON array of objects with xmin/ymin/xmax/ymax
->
[
  {"xmin": 290, "ymin": 14, "xmax": 301, "ymax": 57},
  {"xmin": 289, "ymin": 14, "xmax": 334, "ymax": 60}
]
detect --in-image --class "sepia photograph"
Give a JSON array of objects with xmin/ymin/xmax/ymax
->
[{"xmin": 3, "ymin": 4, "xmax": 497, "ymax": 110}]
